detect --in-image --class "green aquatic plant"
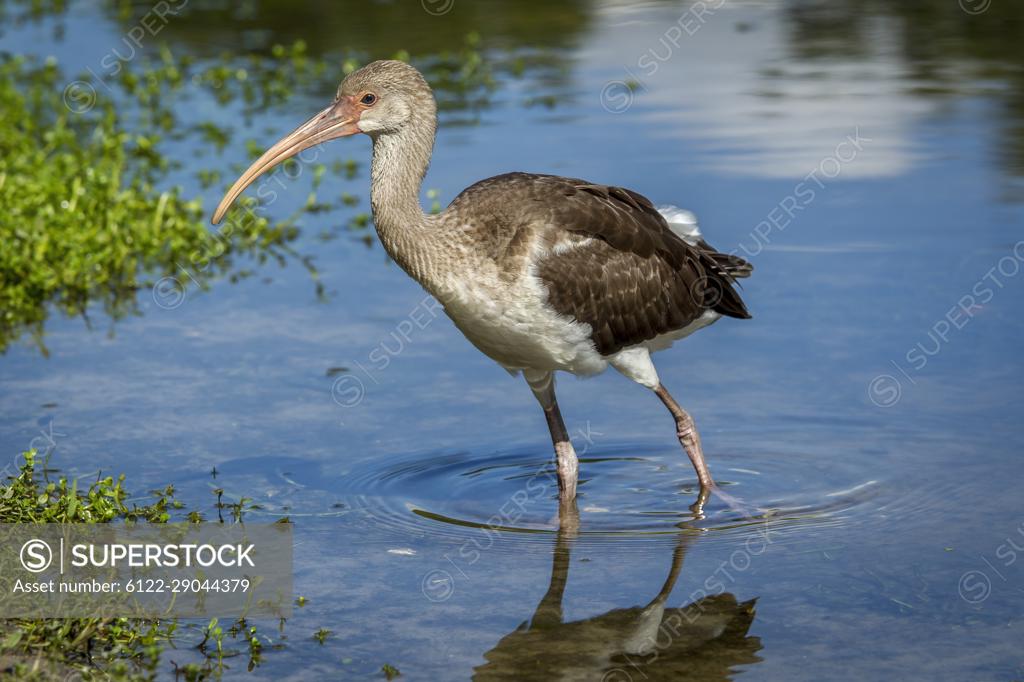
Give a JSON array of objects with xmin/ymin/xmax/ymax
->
[
  {"xmin": 0, "ymin": 54, "xmax": 320, "ymax": 354},
  {"xmin": 197, "ymin": 617, "xmax": 225, "ymax": 671},
  {"xmin": 0, "ymin": 450, "xmax": 181, "ymax": 679},
  {"xmin": 0, "ymin": 449, "xmax": 181, "ymax": 524},
  {"xmin": 0, "ymin": 450, "xmax": 295, "ymax": 679},
  {"xmin": 426, "ymin": 188, "xmax": 442, "ymax": 214}
]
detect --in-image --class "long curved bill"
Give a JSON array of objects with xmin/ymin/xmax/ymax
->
[{"xmin": 211, "ymin": 100, "xmax": 361, "ymax": 225}]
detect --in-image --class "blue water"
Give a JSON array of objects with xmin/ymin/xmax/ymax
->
[{"xmin": 2, "ymin": 1, "xmax": 1023, "ymax": 679}]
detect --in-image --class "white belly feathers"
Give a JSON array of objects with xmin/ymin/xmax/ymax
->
[{"xmin": 438, "ymin": 261, "xmax": 607, "ymax": 376}]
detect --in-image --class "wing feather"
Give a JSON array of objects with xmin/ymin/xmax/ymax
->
[{"xmin": 449, "ymin": 173, "xmax": 752, "ymax": 356}]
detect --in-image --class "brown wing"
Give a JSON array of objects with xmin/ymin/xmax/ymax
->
[{"xmin": 449, "ymin": 172, "xmax": 752, "ymax": 356}]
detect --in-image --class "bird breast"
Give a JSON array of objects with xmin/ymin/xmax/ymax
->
[{"xmin": 431, "ymin": 245, "xmax": 608, "ymax": 377}]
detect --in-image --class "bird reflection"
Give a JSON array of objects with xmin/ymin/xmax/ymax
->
[{"xmin": 474, "ymin": 501, "xmax": 762, "ymax": 681}]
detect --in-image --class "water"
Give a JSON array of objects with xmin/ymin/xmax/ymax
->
[{"xmin": 2, "ymin": 0, "xmax": 1024, "ymax": 679}]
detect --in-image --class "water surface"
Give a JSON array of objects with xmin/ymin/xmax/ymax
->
[{"xmin": 2, "ymin": 0, "xmax": 1023, "ymax": 679}]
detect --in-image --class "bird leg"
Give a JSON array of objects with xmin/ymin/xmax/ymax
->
[
  {"xmin": 546, "ymin": 405, "xmax": 579, "ymax": 501},
  {"xmin": 525, "ymin": 371, "xmax": 579, "ymax": 501},
  {"xmin": 654, "ymin": 386, "xmax": 764, "ymax": 519},
  {"xmin": 653, "ymin": 383, "xmax": 714, "ymax": 494}
]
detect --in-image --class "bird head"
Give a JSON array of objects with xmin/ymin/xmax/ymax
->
[{"xmin": 211, "ymin": 59, "xmax": 435, "ymax": 225}]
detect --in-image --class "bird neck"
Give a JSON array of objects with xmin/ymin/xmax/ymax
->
[{"xmin": 369, "ymin": 120, "xmax": 439, "ymax": 284}]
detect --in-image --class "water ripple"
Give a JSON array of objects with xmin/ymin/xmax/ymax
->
[{"xmin": 205, "ymin": 442, "xmax": 886, "ymax": 553}]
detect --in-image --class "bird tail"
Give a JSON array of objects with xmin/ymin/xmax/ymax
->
[
  {"xmin": 697, "ymin": 251, "xmax": 753, "ymax": 320},
  {"xmin": 712, "ymin": 252, "xmax": 753, "ymax": 279}
]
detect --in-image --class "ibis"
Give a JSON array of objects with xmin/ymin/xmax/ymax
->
[{"xmin": 212, "ymin": 60, "xmax": 753, "ymax": 506}]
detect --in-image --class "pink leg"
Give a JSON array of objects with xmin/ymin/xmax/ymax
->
[
  {"xmin": 526, "ymin": 371, "xmax": 579, "ymax": 501},
  {"xmin": 654, "ymin": 383, "xmax": 714, "ymax": 491},
  {"xmin": 654, "ymin": 383, "xmax": 763, "ymax": 517}
]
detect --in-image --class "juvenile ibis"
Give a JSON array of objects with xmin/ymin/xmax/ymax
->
[{"xmin": 212, "ymin": 60, "xmax": 753, "ymax": 506}]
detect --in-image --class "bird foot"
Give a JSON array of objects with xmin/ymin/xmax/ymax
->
[{"xmin": 690, "ymin": 484, "xmax": 767, "ymax": 521}]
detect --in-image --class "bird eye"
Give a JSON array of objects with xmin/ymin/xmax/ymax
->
[{"xmin": 360, "ymin": 93, "xmax": 377, "ymax": 106}]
